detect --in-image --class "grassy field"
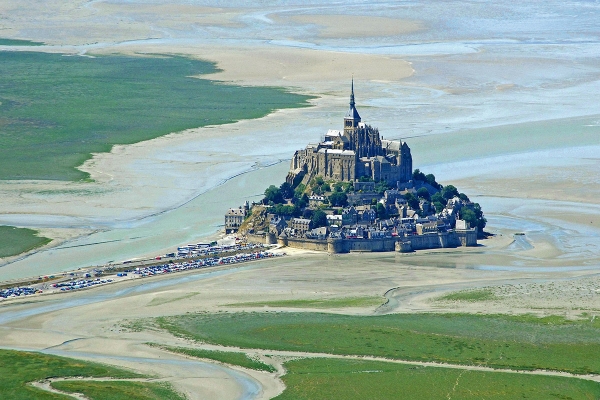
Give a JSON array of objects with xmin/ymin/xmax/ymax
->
[
  {"xmin": 156, "ymin": 312, "xmax": 600, "ymax": 374},
  {"xmin": 152, "ymin": 344, "xmax": 276, "ymax": 372},
  {"xmin": 0, "ymin": 51, "xmax": 311, "ymax": 181},
  {"xmin": 51, "ymin": 380, "xmax": 185, "ymax": 400},
  {"xmin": 0, "ymin": 225, "xmax": 51, "ymax": 258},
  {"xmin": 273, "ymin": 358, "xmax": 600, "ymax": 400},
  {"xmin": 438, "ymin": 288, "xmax": 498, "ymax": 302},
  {"xmin": 225, "ymin": 296, "xmax": 385, "ymax": 309},
  {"xmin": 0, "ymin": 348, "xmax": 159, "ymax": 399}
]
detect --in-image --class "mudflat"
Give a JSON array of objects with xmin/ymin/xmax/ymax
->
[{"xmin": 0, "ymin": 1, "xmax": 599, "ymax": 398}]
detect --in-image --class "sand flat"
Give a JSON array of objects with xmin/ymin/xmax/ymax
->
[
  {"xmin": 278, "ymin": 14, "xmax": 423, "ymax": 39},
  {"xmin": 1, "ymin": 1, "xmax": 600, "ymax": 395}
]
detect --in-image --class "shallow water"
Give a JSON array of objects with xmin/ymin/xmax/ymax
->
[
  {"xmin": 40, "ymin": 349, "xmax": 262, "ymax": 400},
  {"xmin": 0, "ymin": 262, "xmax": 263, "ymax": 325},
  {"xmin": 1, "ymin": 1, "xmax": 599, "ymax": 280}
]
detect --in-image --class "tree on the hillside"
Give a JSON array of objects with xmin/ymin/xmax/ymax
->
[
  {"xmin": 460, "ymin": 203, "xmax": 486, "ymax": 232},
  {"xmin": 279, "ymin": 182, "xmax": 294, "ymax": 199},
  {"xmin": 441, "ymin": 185, "xmax": 459, "ymax": 200},
  {"xmin": 404, "ymin": 193, "xmax": 421, "ymax": 210},
  {"xmin": 273, "ymin": 204, "xmax": 301, "ymax": 217},
  {"xmin": 459, "ymin": 192, "xmax": 470, "ymax": 202},
  {"xmin": 294, "ymin": 183, "xmax": 306, "ymax": 196},
  {"xmin": 473, "ymin": 203, "xmax": 487, "ymax": 231},
  {"xmin": 425, "ymin": 173, "xmax": 441, "ymax": 189},
  {"xmin": 292, "ymin": 192, "xmax": 309, "ymax": 208},
  {"xmin": 461, "ymin": 208, "xmax": 477, "ymax": 228},
  {"xmin": 263, "ymin": 185, "xmax": 284, "ymax": 204},
  {"xmin": 417, "ymin": 187, "xmax": 431, "ymax": 201},
  {"xmin": 413, "ymin": 169, "xmax": 427, "ymax": 182},
  {"xmin": 433, "ymin": 201, "xmax": 445, "ymax": 213},
  {"xmin": 311, "ymin": 209, "xmax": 328, "ymax": 228},
  {"xmin": 329, "ymin": 191, "xmax": 348, "ymax": 207},
  {"xmin": 376, "ymin": 203, "xmax": 388, "ymax": 219},
  {"xmin": 432, "ymin": 192, "xmax": 445, "ymax": 205},
  {"xmin": 375, "ymin": 180, "xmax": 391, "ymax": 195}
]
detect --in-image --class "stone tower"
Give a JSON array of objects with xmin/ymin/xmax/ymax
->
[{"xmin": 287, "ymin": 80, "xmax": 412, "ymax": 186}]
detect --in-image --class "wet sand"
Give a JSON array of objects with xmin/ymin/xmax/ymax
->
[
  {"xmin": 0, "ymin": 1, "xmax": 599, "ymax": 397},
  {"xmin": 1, "ymin": 241, "xmax": 599, "ymax": 397},
  {"xmin": 1, "ymin": 1, "xmax": 599, "ymax": 280}
]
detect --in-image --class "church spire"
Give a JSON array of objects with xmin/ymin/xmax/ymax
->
[
  {"xmin": 350, "ymin": 77, "xmax": 355, "ymax": 108},
  {"xmin": 345, "ymin": 78, "xmax": 361, "ymax": 124}
]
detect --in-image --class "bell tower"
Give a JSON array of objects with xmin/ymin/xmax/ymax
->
[{"xmin": 343, "ymin": 78, "xmax": 361, "ymax": 137}]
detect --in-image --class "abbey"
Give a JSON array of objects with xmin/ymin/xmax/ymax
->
[{"xmin": 287, "ymin": 81, "xmax": 412, "ymax": 186}]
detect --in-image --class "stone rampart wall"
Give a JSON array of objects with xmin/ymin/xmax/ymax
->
[
  {"xmin": 279, "ymin": 237, "xmax": 329, "ymax": 252},
  {"xmin": 245, "ymin": 233, "xmax": 266, "ymax": 245},
  {"xmin": 274, "ymin": 229, "xmax": 477, "ymax": 254},
  {"xmin": 340, "ymin": 238, "xmax": 398, "ymax": 252}
]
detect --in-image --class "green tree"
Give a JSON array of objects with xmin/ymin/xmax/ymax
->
[
  {"xmin": 433, "ymin": 201, "xmax": 445, "ymax": 213},
  {"xmin": 329, "ymin": 191, "xmax": 348, "ymax": 207},
  {"xmin": 376, "ymin": 203, "xmax": 388, "ymax": 219},
  {"xmin": 431, "ymin": 192, "xmax": 445, "ymax": 206},
  {"xmin": 311, "ymin": 210, "xmax": 328, "ymax": 228},
  {"xmin": 461, "ymin": 208, "xmax": 477, "ymax": 228},
  {"xmin": 293, "ymin": 192, "xmax": 309, "ymax": 208},
  {"xmin": 473, "ymin": 203, "xmax": 487, "ymax": 231},
  {"xmin": 413, "ymin": 169, "xmax": 427, "ymax": 182},
  {"xmin": 441, "ymin": 185, "xmax": 459, "ymax": 201},
  {"xmin": 460, "ymin": 204, "xmax": 487, "ymax": 232},
  {"xmin": 417, "ymin": 187, "xmax": 431, "ymax": 201},
  {"xmin": 425, "ymin": 173, "xmax": 441, "ymax": 189},
  {"xmin": 264, "ymin": 185, "xmax": 284, "ymax": 204},
  {"xmin": 374, "ymin": 180, "xmax": 391, "ymax": 195},
  {"xmin": 273, "ymin": 204, "xmax": 301, "ymax": 217},
  {"xmin": 404, "ymin": 193, "xmax": 420, "ymax": 210},
  {"xmin": 459, "ymin": 192, "xmax": 470, "ymax": 202},
  {"xmin": 294, "ymin": 183, "xmax": 306, "ymax": 197},
  {"xmin": 279, "ymin": 182, "xmax": 294, "ymax": 199}
]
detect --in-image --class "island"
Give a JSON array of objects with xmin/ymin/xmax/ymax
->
[{"xmin": 225, "ymin": 82, "xmax": 486, "ymax": 253}]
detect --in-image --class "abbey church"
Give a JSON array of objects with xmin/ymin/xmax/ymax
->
[{"xmin": 287, "ymin": 81, "xmax": 412, "ymax": 186}]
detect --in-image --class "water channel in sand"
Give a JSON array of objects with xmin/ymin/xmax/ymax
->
[
  {"xmin": 1, "ymin": 2, "xmax": 599, "ymax": 399},
  {"xmin": 1, "ymin": 1, "xmax": 599, "ymax": 281}
]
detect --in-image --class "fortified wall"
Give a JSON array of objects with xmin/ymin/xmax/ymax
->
[{"xmin": 245, "ymin": 229, "xmax": 477, "ymax": 254}]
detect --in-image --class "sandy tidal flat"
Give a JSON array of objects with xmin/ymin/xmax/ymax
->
[
  {"xmin": 1, "ymin": 243, "xmax": 600, "ymax": 397},
  {"xmin": 1, "ymin": 1, "xmax": 599, "ymax": 281}
]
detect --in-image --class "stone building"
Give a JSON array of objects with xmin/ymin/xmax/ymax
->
[
  {"xmin": 225, "ymin": 207, "xmax": 245, "ymax": 233},
  {"xmin": 289, "ymin": 218, "xmax": 312, "ymax": 235},
  {"xmin": 287, "ymin": 81, "xmax": 412, "ymax": 186}
]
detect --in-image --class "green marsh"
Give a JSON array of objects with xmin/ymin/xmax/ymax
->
[
  {"xmin": 0, "ymin": 226, "xmax": 51, "ymax": 258},
  {"xmin": 157, "ymin": 312, "xmax": 600, "ymax": 375},
  {"xmin": 0, "ymin": 51, "xmax": 311, "ymax": 181},
  {"xmin": 51, "ymin": 380, "xmax": 185, "ymax": 400},
  {"xmin": 0, "ymin": 349, "xmax": 180, "ymax": 400},
  {"xmin": 153, "ymin": 344, "xmax": 276, "ymax": 372},
  {"xmin": 274, "ymin": 358, "xmax": 600, "ymax": 400}
]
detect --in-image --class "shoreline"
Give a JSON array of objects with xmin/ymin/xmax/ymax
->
[
  {"xmin": 1, "ymin": 112, "xmax": 598, "ymax": 281},
  {"xmin": 0, "ymin": 243, "xmax": 285, "ymax": 306}
]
